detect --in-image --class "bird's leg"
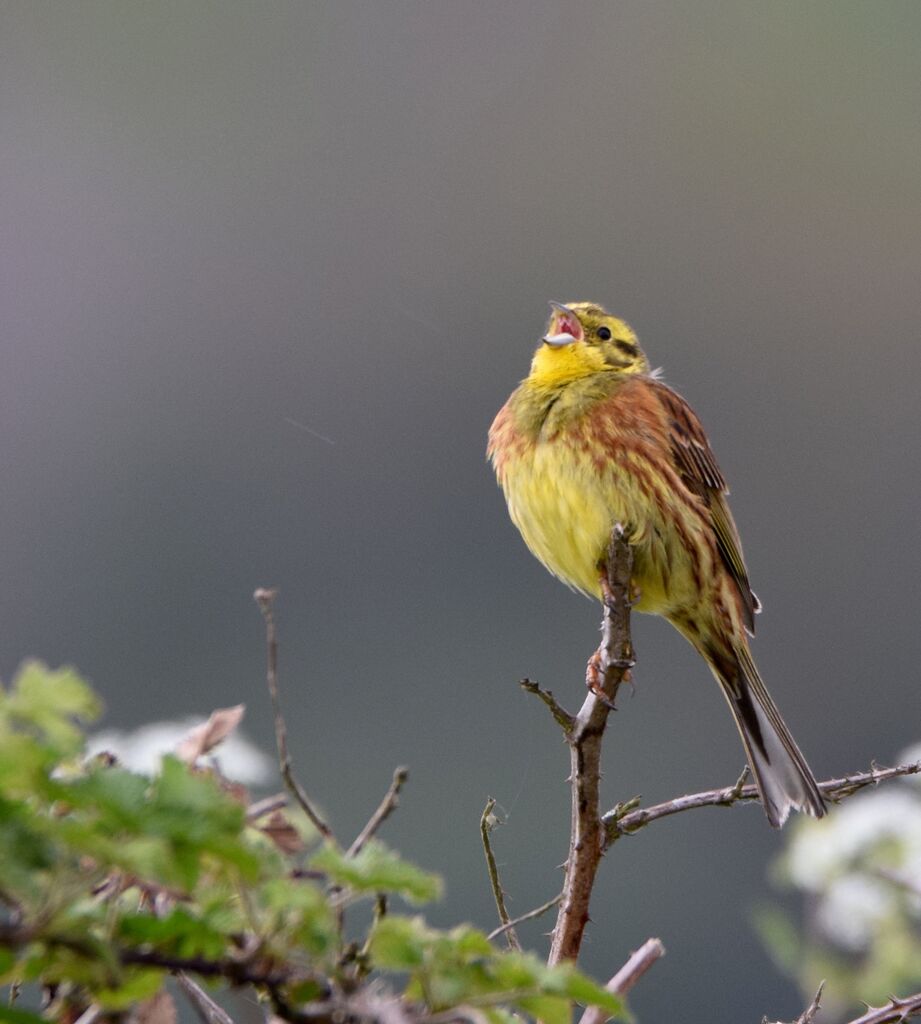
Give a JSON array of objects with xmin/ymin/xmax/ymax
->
[
  {"xmin": 585, "ymin": 649, "xmax": 617, "ymax": 709},
  {"xmin": 586, "ymin": 568, "xmax": 637, "ymax": 706}
]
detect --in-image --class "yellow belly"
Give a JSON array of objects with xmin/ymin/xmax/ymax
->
[{"xmin": 500, "ymin": 433, "xmax": 709, "ymax": 617}]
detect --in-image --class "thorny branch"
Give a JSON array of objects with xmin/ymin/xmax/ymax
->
[
  {"xmin": 544, "ymin": 525, "xmax": 635, "ymax": 966},
  {"xmin": 774, "ymin": 985, "xmax": 921, "ymax": 1024},
  {"xmin": 603, "ymin": 761, "xmax": 921, "ymax": 845},
  {"xmin": 521, "ymin": 522, "xmax": 921, "ymax": 1014},
  {"xmin": 845, "ymin": 991, "xmax": 921, "ymax": 1024}
]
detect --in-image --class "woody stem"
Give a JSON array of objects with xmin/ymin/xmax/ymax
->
[{"xmin": 548, "ymin": 525, "xmax": 635, "ymax": 965}]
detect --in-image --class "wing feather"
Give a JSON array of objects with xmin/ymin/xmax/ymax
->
[{"xmin": 650, "ymin": 379, "xmax": 759, "ymax": 632}]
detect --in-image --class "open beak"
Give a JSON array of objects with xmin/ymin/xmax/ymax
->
[{"xmin": 543, "ymin": 301, "xmax": 583, "ymax": 347}]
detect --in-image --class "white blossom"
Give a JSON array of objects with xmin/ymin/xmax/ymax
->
[{"xmin": 87, "ymin": 717, "xmax": 274, "ymax": 785}]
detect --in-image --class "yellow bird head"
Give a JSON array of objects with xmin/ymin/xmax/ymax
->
[{"xmin": 528, "ymin": 301, "xmax": 649, "ymax": 387}]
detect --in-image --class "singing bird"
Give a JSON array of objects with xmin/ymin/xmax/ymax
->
[{"xmin": 488, "ymin": 301, "xmax": 825, "ymax": 827}]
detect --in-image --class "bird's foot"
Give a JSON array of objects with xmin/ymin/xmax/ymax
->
[{"xmin": 585, "ymin": 650, "xmax": 618, "ymax": 709}]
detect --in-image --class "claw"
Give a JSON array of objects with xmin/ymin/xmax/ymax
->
[{"xmin": 586, "ymin": 650, "xmax": 618, "ymax": 709}]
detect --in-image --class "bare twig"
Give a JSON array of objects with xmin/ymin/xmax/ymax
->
[
  {"xmin": 73, "ymin": 1006, "xmax": 101, "ymax": 1024},
  {"xmin": 480, "ymin": 798, "xmax": 521, "ymax": 950},
  {"xmin": 520, "ymin": 679, "xmax": 575, "ymax": 732},
  {"xmin": 579, "ymin": 938, "xmax": 665, "ymax": 1024},
  {"xmin": 487, "ymin": 891, "xmax": 563, "ymax": 941},
  {"xmin": 175, "ymin": 971, "xmax": 235, "ymax": 1024},
  {"xmin": 604, "ymin": 761, "xmax": 921, "ymax": 845},
  {"xmin": 797, "ymin": 982, "xmax": 825, "ymax": 1024},
  {"xmin": 606, "ymin": 937, "xmax": 665, "ymax": 997},
  {"xmin": 245, "ymin": 792, "xmax": 288, "ymax": 822},
  {"xmin": 254, "ymin": 588, "xmax": 334, "ymax": 842},
  {"xmin": 845, "ymin": 990, "xmax": 921, "ymax": 1024},
  {"xmin": 347, "ymin": 767, "xmax": 409, "ymax": 858},
  {"xmin": 548, "ymin": 525, "xmax": 634, "ymax": 966}
]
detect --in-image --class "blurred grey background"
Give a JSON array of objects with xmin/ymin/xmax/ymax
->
[{"xmin": 2, "ymin": 2, "xmax": 920, "ymax": 1019}]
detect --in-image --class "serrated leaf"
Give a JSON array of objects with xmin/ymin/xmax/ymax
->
[
  {"xmin": 312, "ymin": 840, "xmax": 441, "ymax": 904},
  {"xmin": 8, "ymin": 661, "xmax": 101, "ymax": 754}
]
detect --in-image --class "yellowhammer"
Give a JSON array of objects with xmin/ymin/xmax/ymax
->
[{"xmin": 488, "ymin": 301, "xmax": 825, "ymax": 827}]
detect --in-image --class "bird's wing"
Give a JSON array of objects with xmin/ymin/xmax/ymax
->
[{"xmin": 649, "ymin": 379, "xmax": 759, "ymax": 633}]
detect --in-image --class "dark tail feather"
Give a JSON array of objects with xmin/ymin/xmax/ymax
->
[{"xmin": 706, "ymin": 644, "xmax": 825, "ymax": 828}]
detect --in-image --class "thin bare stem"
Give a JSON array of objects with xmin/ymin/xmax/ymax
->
[
  {"xmin": 548, "ymin": 525, "xmax": 634, "ymax": 966},
  {"xmin": 487, "ymin": 892, "xmax": 562, "ymax": 942},
  {"xmin": 793, "ymin": 982, "xmax": 825, "ymax": 1024},
  {"xmin": 480, "ymin": 798, "xmax": 521, "ymax": 951},
  {"xmin": 604, "ymin": 761, "xmax": 921, "ymax": 845},
  {"xmin": 347, "ymin": 767, "xmax": 409, "ymax": 858},
  {"xmin": 520, "ymin": 679, "xmax": 575, "ymax": 732},
  {"xmin": 579, "ymin": 938, "xmax": 665, "ymax": 1024},
  {"xmin": 245, "ymin": 792, "xmax": 288, "ymax": 822},
  {"xmin": 175, "ymin": 971, "xmax": 236, "ymax": 1024},
  {"xmin": 254, "ymin": 588, "xmax": 334, "ymax": 842},
  {"xmin": 73, "ymin": 1007, "xmax": 101, "ymax": 1024}
]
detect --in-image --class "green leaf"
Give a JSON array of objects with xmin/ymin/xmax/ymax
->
[
  {"xmin": 0, "ymin": 947, "xmax": 15, "ymax": 979},
  {"xmin": 259, "ymin": 878, "xmax": 337, "ymax": 956},
  {"xmin": 446, "ymin": 925, "xmax": 493, "ymax": 958},
  {"xmin": 517, "ymin": 994, "xmax": 573, "ymax": 1024},
  {"xmin": 0, "ymin": 734, "xmax": 57, "ymax": 798},
  {"xmin": 118, "ymin": 907, "xmax": 230, "ymax": 960},
  {"xmin": 487, "ymin": 951, "xmax": 541, "ymax": 993},
  {"xmin": 312, "ymin": 841, "xmax": 442, "ymax": 905},
  {"xmin": 0, "ymin": 797, "xmax": 59, "ymax": 900},
  {"xmin": 95, "ymin": 968, "xmax": 165, "ymax": 1009},
  {"xmin": 543, "ymin": 962, "xmax": 626, "ymax": 1014},
  {"xmin": 369, "ymin": 916, "xmax": 430, "ymax": 969},
  {"xmin": 0, "ymin": 1007, "xmax": 51, "ymax": 1024},
  {"xmin": 6, "ymin": 661, "xmax": 101, "ymax": 754},
  {"xmin": 480, "ymin": 1010, "xmax": 518, "ymax": 1024}
]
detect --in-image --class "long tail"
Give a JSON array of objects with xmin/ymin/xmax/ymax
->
[{"xmin": 704, "ymin": 643, "xmax": 826, "ymax": 828}]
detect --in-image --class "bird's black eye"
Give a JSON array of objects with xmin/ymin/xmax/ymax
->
[{"xmin": 597, "ymin": 327, "xmax": 612, "ymax": 341}]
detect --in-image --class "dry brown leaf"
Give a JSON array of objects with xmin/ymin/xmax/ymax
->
[
  {"xmin": 259, "ymin": 811, "xmax": 306, "ymax": 854},
  {"xmin": 175, "ymin": 704, "xmax": 245, "ymax": 764},
  {"xmin": 130, "ymin": 989, "xmax": 177, "ymax": 1024}
]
